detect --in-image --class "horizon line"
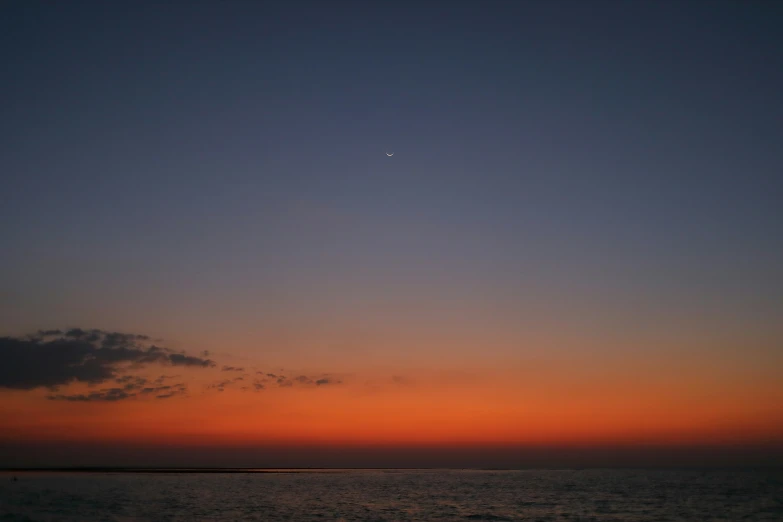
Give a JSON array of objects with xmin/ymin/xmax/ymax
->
[{"xmin": 4, "ymin": 465, "xmax": 783, "ymax": 473}]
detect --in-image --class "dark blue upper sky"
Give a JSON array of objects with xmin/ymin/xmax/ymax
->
[{"xmin": 1, "ymin": 1, "xmax": 781, "ymax": 358}]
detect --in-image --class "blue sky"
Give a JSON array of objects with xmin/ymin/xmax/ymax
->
[{"xmin": 1, "ymin": 0, "xmax": 781, "ymax": 364}]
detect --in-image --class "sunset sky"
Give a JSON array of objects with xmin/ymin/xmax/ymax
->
[{"xmin": 1, "ymin": 1, "xmax": 782, "ymax": 468}]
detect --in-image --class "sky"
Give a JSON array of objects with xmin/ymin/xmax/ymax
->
[{"xmin": 1, "ymin": 0, "xmax": 782, "ymax": 468}]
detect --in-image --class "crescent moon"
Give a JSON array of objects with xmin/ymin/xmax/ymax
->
[{"xmin": 386, "ymin": 152, "xmax": 394, "ymax": 157}]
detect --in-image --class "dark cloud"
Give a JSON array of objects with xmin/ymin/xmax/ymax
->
[
  {"xmin": 37, "ymin": 329, "xmax": 63, "ymax": 336},
  {"xmin": 206, "ymin": 369, "xmax": 344, "ymax": 393},
  {"xmin": 141, "ymin": 385, "xmax": 169, "ymax": 394},
  {"xmin": 0, "ymin": 329, "xmax": 215, "ymax": 390},
  {"xmin": 152, "ymin": 374, "xmax": 179, "ymax": 385},
  {"xmin": 291, "ymin": 375, "xmax": 343, "ymax": 387},
  {"xmin": 221, "ymin": 366, "xmax": 244, "ymax": 372},
  {"xmin": 48, "ymin": 388, "xmax": 134, "ymax": 402},
  {"xmin": 169, "ymin": 353, "xmax": 213, "ymax": 367},
  {"xmin": 114, "ymin": 376, "xmax": 148, "ymax": 391},
  {"xmin": 207, "ymin": 375, "xmax": 250, "ymax": 393},
  {"xmin": 47, "ymin": 381, "xmax": 188, "ymax": 402},
  {"xmin": 101, "ymin": 332, "xmax": 151, "ymax": 348},
  {"xmin": 208, "ymin": 379, "xmax": 233, "ymax": 392},
  {"xmin": 256, "ymin": 373, "xmax": 344, "ymax": 389},
  {"xmin": 207, "ymin": 371, "xmax": 344, "ymax": 393},
  {"xmin": 142, "ymin": 383, "xmax": 188, "ymax": 399}
]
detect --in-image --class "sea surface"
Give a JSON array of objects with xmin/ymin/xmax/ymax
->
[{"xmin": 1, "ymin": 469, "xmax": 781, "ymax": 521}]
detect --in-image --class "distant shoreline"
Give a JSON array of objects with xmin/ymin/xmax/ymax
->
[
  {"xmin": 2, "ymin": 466, "xmax": 781, "ymax": 473},
  {"xmin": 0, "ymin": 467, "xmax": 493, "ymax": 474}
]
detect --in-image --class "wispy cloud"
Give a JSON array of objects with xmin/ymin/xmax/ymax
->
[
  {"xmin": 48, "ymin": 381, "xmax": 189, "ymax": 402},
  {"xmin": 47, "ymin": 388, "xmax": 135, "ymax": 402},
  {"xmin": 2, "ymin": 328, "xmax": 346, "ymax": 403},
  {"xmin": 208, "ymin": 372, "xmax": 343, "ymax": 393}
]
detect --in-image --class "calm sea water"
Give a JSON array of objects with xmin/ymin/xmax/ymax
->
[{"xmin": 1, "ymin": 469, "xmax": 781, "ymax": 521}]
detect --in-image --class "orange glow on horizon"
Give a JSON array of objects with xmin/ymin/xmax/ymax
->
[{"xmin": 3, "ymin": 364, "xmax": 781, "ymax": 450}]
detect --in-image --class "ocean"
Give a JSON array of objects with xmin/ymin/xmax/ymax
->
[{"xmin": 1, "ymin": 469, "xmax": 781, "ymax": 521}]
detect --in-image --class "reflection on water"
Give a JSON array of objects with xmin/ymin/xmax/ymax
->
[{"xmin": 1, "ymin": 469, "xmax": 781, "ymax": 521}]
